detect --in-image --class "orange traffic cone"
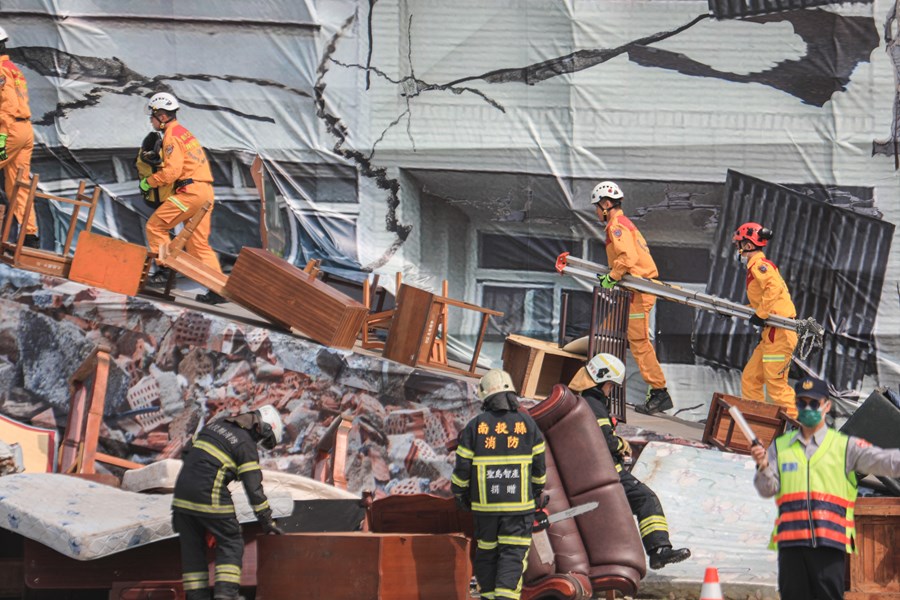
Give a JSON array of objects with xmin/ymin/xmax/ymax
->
[{"xmin": 699, "ymin": 566, "xmax": 724, "ymax": 600}]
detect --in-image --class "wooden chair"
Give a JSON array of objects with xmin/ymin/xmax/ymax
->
[
  {"xmin": 360, "ymin": 272, "xmax": 401, "ymax": 351},
  {"xmin": 59, "ymin": 344, "xmax": 142, "ymax": 477},
  {"xmin": 382, "ymin": 282, "xmax": 503, "ymax": 377},
  {"xmin": 0, "ymin": 167, "xmax": 101, "ymax": 278}
]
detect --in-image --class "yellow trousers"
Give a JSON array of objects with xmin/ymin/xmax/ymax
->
[
  {"xmin": 741, "ymin": 326, "xmax": 798, "ymax": 418},
  {"xmin": 627, "ymin": 291, "xmax": 667, "ymax": 389},
  {"xmin": 145, "ymin": 182, "xmax": 222, "ymax": 274},
  {"xmin": 0, "ymin": 120, "xmax": 36, "ymax": 235}
]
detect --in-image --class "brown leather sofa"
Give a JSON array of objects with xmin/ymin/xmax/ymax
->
[{"xmin": 523, "ymin": 383, "xmax": 646, "ymax": 598}]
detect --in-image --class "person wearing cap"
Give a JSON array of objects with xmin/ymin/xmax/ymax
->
[
  {"xmin": 589, "ymin": 181, "xmax": 672, "ymax": 416},
  {"xmin": 751, "ymin": 376, "xmax": 900, "ymax": 600},
  {"xmin": 569, "ymin": 353, "xmax": 691, "ymax": 570},
  {"xmin": 0, "ymin": 27, "xmax": 38, "ymax": 248},
  {"xmin": 142, "ymin": 91, "xmax": 226, "ymax": 305},
  {"xmin": 451, "ymin": 369, "xmax": 547, "ymax": 600},
  {"xmin": 172, "ymin": 405, "xmax": 285, "ymax": 600}
]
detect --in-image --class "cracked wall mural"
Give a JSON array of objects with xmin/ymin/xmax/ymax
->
[{"xmin": 1, "ymin": 0, "xmax": 900, "ymax": 457}]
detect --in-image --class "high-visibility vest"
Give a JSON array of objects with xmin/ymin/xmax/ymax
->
[{"xmin": 770, "ymin": 428, "xmax": 857, "ymax": 553}]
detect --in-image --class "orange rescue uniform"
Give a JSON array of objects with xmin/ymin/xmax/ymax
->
[
  {"xmin": 0, "ymin": 55, "xmax": 35, "ymax": 235},
  {"xmin": 605, "ymin": 207, "xmax": 666, "ymax": 389},
  {"xmin": 145, "ymin": 120, "xmax": 221, "ymax": 274},
  {"xmin": 742, "ymin": 252, "xmax": 798, "ymax": 417}
]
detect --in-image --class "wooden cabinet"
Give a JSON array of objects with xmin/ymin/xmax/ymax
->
[
  {"xmin": 257, "ymin": 532, "xmax": 471, "ymax": 600},
  {"xmin": 848, "ymin": 497, "xmax": 900, "ymax": 599},
  {"xmin": 701, "ymin": 393, "xmax": 794, "ymax": 455},
  {"xmin": 225, "ymin": 248, "xmax": 367, "ymax": 350},
  {"xmin": 502, "ymin": 334, "xmax": 586, "ymax": 400}
]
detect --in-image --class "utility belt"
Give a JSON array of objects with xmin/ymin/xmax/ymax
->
[
  {"xmin": 14, "ymin": 117, "xmax": 30, "ymax": 122},
  {"xmin": 175, "ymin": 178, "xmax": 193, "ymax": 190}
]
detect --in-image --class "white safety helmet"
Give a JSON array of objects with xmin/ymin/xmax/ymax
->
[
  {"xmin": 147, "ymin": 92, "xmax": 179, "ymax": 114},
  {"xmin": 255, "ymin": 404, "xmax": 284, "ymax": 448},
  {"xmin": 590, "ymin": 181, "xmax": 624, "ymax": 205},
  {"xmin": 477, "ymin": 369, "xmax": 516, "ymax": 401},
  {"xmin": 586, "ymin": 353, "xmax": 626, "ymax": 386},
  {"xmin": 0, "ymin": 27, "xmax": 8, "ymax": 44}
]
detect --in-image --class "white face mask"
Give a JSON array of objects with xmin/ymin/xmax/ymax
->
[
  {"xmin": 735, "ymin": 249, "xmax": 749, "ymax": 264},
  {"xmin": 740, "ymin": 252, "xmax": 749, "ymax": 265}
]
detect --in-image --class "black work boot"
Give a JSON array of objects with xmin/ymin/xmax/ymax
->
[
  {"xmin": 185, "ymin": 589, "xmax": 212, "ymax": 600},
  {"xmin": 147, "ymin": 267, "xmax": 173, "ymax": 286},
  {"xmin": 635, "ymin": 387, "xmax": 673, "ymax": 415},
  {"xmin": 213, "ymin": 581, "xmax": 243, "ymax": 600},
  {"xmin": 649, "ymin": 545, "xmax": 691, "ymax": 569},
  {"xmin": 23, "ymin": 234, "xmax": 39, "ymax": 249},
  {"xmin": 195, "ymin": 290, "xmax": 228, "ymax": 305}
]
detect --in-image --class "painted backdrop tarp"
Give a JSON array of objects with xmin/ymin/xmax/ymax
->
[{"xmin": 1, "ymin": 1, "xmax": 900, "ymax": 416}]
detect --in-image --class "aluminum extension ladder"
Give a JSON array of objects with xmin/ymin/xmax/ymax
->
[{"xmin": 554, "ymin": 252, "xmax": 824, "ymax": 359}]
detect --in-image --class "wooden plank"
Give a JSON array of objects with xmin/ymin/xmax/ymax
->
[{"xmin": 80, "ymin": 349, "xmax": 111, "ymax": 474}]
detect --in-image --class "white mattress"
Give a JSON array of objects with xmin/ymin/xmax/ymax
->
[
  {"xmin": 0, "ymin": 473, "xmax": 293, "ymax": 560},
  {"xmin": 122, "ymin": 458, "xmax": 360, "ymax": 500},
  {"xmin": 630, "ymin": 442, "xmax": 778, "ymax": 598}
]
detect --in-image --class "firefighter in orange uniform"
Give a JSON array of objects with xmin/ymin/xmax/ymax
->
[
  {"xmin": 141, "ymin": 92, "xmax": 226, "ymax": 304},
  {"xmin": 0, "ymin": 27, "xmax": 38, "ymax": 248},
  {"xmin": 733, "ymin": 222, "xmax": 798, "ymax": 417},
  {"xmin": 591, "ymin": 181, "xmax": 672, "ymax": 415}
]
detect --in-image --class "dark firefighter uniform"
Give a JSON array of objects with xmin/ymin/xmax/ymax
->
[
  {"xmin": 581, "ymin": 386, "xmax": 671, "ymax": 552},
  {"xmin": 172, "ymin": 417, "xmax": 275, "ymax": 600},
  {"xmin": 452, "ymin": 404, "xmax": 547, "ymax": 600}
]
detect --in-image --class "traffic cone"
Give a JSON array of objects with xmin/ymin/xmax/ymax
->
[{"xmin": 699, "ymin": 566, "xmax": 724, "ymax": 600}]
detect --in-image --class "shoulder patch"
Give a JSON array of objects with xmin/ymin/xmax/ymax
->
[
  {"xmin": 758, "ymin": 264, "xmax": 767, "ymax": 273},
  {"xmin": 613, "ymin": 229, "xmax": 622, "ymax": 238},
  {"xmin": 856, "ymin": 438, "xmax": 872, "ymax": 449},
  {"xmin": 165, "ymin": 144, "xmax": 174, "ymax": 156}
]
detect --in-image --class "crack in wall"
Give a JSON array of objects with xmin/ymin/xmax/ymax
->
[
  {"xmin": 316, "ymin": 12, "xmax": 411, "ymax": 272},
  {"xmin": 439, "ymin": 9, "xmax": 874, "ymax": 109},
  {"xmin": 11, "ymin": 46, "xmax": 308, "ymax": 125}
]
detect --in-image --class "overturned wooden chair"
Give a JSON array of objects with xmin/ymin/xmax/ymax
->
[
  {"xmin": 153, "ymin": 200, "xmax": 229, "ymax": 299},
  {"xmin": 0, "ymin": 167, "xmax": 101, "ymax": 278}
]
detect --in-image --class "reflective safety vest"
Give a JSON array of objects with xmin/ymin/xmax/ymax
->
[{"xmin": 770, "ymin": 429, "xmax": 857, "ymax": 553}]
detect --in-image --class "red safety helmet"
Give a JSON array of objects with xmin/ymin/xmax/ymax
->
[{"xmin": 733, "ymin": 222, "xmax": 772, "ymax": 248}]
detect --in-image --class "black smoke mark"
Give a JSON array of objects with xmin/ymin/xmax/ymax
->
[
  {"xmin": 627, "ymin": 10, "xmax": 879, "ymax": 107},
  {"xmin": 316, "ymin": 13, "xmax": 412, "ymax": 271},
  {"xmin": 9, "ymin": 46, "xmax": 308, "ymax": 125}
]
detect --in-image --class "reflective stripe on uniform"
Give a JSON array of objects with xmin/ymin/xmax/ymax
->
[
  {"xmin": 497, "ymin": 535, "xmax": 532, "ymax": 546},
  {"xmin": 477, "ymin": 539, "xmax": 499, "ymax": 550},
  {"xmin": 451, "ymin": 474, "xmax": 470, "ymax": 488},
  {"xmin": 237, "ymin": 461, "xmax": 260, "ymax": 474},
  {"xmin": 456, "ymin": 445, "xmax": 475, "ymax": 459},
  {"xmin": 194, "ymin": 440, "xmax": 237, "ymax": 471},
  {"xmin": 762, "ymin": 354, "xmax": 786, "ymax": 363},
  {"xmin": 182, "ymin": 572, "xmax": 208, "ymax": 590},
  {"xmin": 214, "ymin": 563, "xmax": 242, "ymax": 584},
  {"xmin": 629, "ymin": 313, "xmax": 645, "ymax": 319},
  {"xmin": 639, "ymin": 515, "xmax": 669, "ymax": 537},
  {"xmin": 172, "ymin": 498, "xmax": 236, "ymax": 514},
  {"xmin": 167, "ymin": 196, "xmax": 189, "ymax": 212}
]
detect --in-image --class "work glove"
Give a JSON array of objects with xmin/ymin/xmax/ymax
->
[
  {"xmin": 533, "ymin": 507, "xmax": 551, "ymax": 532},
  {"xmin": 257, "ymin": 510, "xmax": 285, "ymax": 535},
  {"xmin": 454, "ymin": 493, "xmax": 471, "ymax": 512},
  {"xmin": 0, "ymin": 134, "xmax": 7, "ymax": 162},
  {"xmin": 597, "ymin": 273, "xmax": 618, "ymax": 289},
  {"xmin": 139, "ymin": 177, "xmax": 151, "ymax": 192},
  {"xmin": 749, "ymin": 313, "xmax": 766, "ymax": 328},
  {"xmin": 616, "ymin": 436, "xmax": 633, "ymax": 460}
]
